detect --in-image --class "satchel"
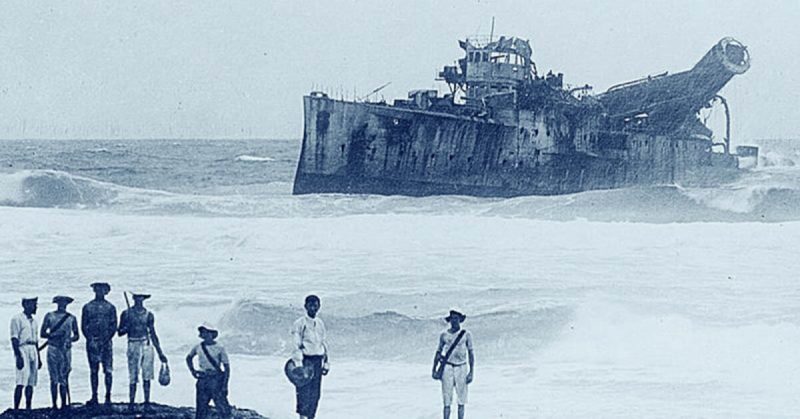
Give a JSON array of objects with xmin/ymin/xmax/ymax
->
[
  {"xmin": 432, "ymin": 330, "xmax": 466, "ymax": 380},
  {"xmin": 158, "ymin": 362, "xmax": 171, "ymax": 386}
]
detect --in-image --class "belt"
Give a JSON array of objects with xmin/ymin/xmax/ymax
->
[
  {"xmin": 128, "ymin": 337, "xmax": 150, "ymax": 344},
  {"xmin": 19, "ymin": 341, "xmax": 38, "ymax": 346},
  {"xmin": 446, "ymin": 362, "xmax": 466, "ymax": 367}
]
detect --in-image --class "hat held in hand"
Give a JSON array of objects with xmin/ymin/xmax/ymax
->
[{"xmin": 284, "ymin": 350, "xmax": 315, "ymax": 388}]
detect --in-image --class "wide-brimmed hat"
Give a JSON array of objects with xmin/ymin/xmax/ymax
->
[
  {"xmin": 284, "ymin": 354, "xmax": 315, "ymax": 388},
  {"xmin": 90, "ymin": 282, "xmax": 111, "ymax": 292},
  {"xmin": 52, "ymin": 296, "xmax": 74, "ymax": 305},
  {"xmin": 197, "ymin": 323, "xmax": 219, "ymax": 339},
  {"xmin": 444, "ymin": 308, "xmax": 466, "ymax": 322},
  {"xmin": 131, "ymin": 292, "xmax": 151, "ymax": 300},
  {"xmin": 21, "ymin": 297, "xmax": 38, "ymax": 305}
]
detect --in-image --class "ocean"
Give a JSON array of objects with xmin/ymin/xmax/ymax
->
[{"xmin": 0, "ymin": 138, "xmax": 798, "ymax": 418}]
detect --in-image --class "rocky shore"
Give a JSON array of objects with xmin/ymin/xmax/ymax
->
[{"xmin": 0, "ymin": 403, "xmax": 268, "ymax": 418}]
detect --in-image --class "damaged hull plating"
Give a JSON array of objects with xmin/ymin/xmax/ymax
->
[{"xmin": 293, "ymin": 36, "xmax": 753, "ymax": 197}]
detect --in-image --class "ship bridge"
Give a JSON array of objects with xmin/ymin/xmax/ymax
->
[{"xmin": 440, "ymin": 36, "xmax": 536, "ymax": 108}]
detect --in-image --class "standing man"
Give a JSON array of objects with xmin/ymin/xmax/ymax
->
[
  {"xmin": 81, "ymin": 282, "xmax": 117, "ymax": 405},
  {"xmin": 10, "ymin": 297, "xmax": 40, "ymax": 410},
  {"xmin": 432, "ymin": 308, "xmax": 475, "ymax": 419},
  {"xmin": 291, "ymin": 295, "xmax": 330, "ymax": 419},
  {"xmin": 118, "ymin": 292, "xmax": 167, "ymax": 409},
  {"xmin": 40, "ymin": 296, "xmax": 80, "ymax": 410},
  {"xmin": 186, "ymin": 323, "xmax": 231, "ymax": 419}
]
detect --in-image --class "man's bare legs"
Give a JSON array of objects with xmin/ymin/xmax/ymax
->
[
  {"xmin": 13, "ymin": 385, "xmax": 22, "ymax": 410},
  {"xmin": 442, "ymin": 404, "xmax": 466, "ymax": 419},
  {"xmin": 50, "ymin": 382, "xmax": 58, "ymax": 408},
  {"xmin": 24, "ymin": 386, "xmax": 33, "ymax": 409},
  {"xmin": 143, "ymin": 380, "xmax": 151, "ymax": 404},
  {"xmin": 128, "ymin": 383, "xmax": 136, "ymax": 406},
  {"xmin": 90, "ymin": 366, "xmax": 112, "ymax": 405},
  {"xmin": 129, "ymin": 381, "xmax": 152, "ymax": 407},
  {"xmin": 104, "ymin": 371, "xmax": 112, "ymax": 403},
  {"xmin": 88, "ymin": 365, "xmax": 99, "ymax": 404}
]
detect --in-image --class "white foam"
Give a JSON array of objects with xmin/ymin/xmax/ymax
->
[
  {"xmin": 0, "ymin": 209, "xmax": 799, "ymax": 415},
  {"xmin": 0, "ymin": 170, "xmax": 26, "ymax": 204},
  {"xmin": 235, "ymin": 154, "xmax": 276, "ymax": 162}
]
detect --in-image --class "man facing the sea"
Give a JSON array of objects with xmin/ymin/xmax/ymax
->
[
  {"xmin": 118, "ymin": 292, "xmax": 168, "ymax": 409},
  {"xmin": 81, "ymin": 282, "xmax": 118, "ymax": 405},
  {"xmin": 292, "ymin": 294, "xmax": 330, "ymax": 419},
  {"xmin": 10, "ymin": 297, "xmax": 40, "ymax": 410},
  {"xmin": 432, "ymin": 308, "xmax": 474, "ymax": 419},
  {"xmin": 40, "ymin": 296, "xmax": 80, "ymax": 410}
]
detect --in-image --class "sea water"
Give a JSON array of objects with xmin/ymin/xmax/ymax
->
[{"xmin": 0, "ymin": 139, "xmax": 798, "ymax": 418}]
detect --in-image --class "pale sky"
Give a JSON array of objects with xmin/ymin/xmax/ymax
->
[{"xmin": 1, "ymin": 0, "xmax": 798, "ymax": 141}]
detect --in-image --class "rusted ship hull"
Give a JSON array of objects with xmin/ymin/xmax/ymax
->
[{"xmin": 293, "ymin": 95, "xmax": 739, "ymax": 197}]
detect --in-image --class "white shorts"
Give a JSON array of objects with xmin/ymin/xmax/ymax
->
[
  {"xmin": 127, "ymin": 340, "xmax": 155, "ymax": 384},
  {"xmin": 16, "ymin": 345, "xmax": 38, "ymax": 387},
  {"xmin": 441, "ymin": 363, "xmax": 469, "ymax": 406}
]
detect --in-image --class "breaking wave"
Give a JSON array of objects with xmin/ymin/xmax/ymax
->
[
  {"xmin": 217, "ymin": 300, "xmax": 571, "ymax": 362},
  {"xmin": 760, "ymin": 151, "xmax": 797, "ymax": 168},
  {"xmin": 0, "ymin": 170, "xmax": 123, "ymax": 208},
  {"xmin": 2, "ymin": 167, "xmax": 800, "ymax": 221}
]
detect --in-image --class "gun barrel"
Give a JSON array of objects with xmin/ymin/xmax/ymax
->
[{"xmin": 599, "ymin": 37, "xmax": 750, "ymax": 132}]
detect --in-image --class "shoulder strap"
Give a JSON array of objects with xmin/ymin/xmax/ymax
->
[
  {"xmin": 440, "ymin": 330, "xmax": 466, "ymax": 365},
  {"xmin": 298, "ymin": 324, "xmax": 307, "ymax": 350},
  {"xmin": 200, "ymin": 343, "xmax": 223, "ymax": 373},
  {"xmin": 49, "ymin": 313, "xmax": 72, "ymax": 335}
]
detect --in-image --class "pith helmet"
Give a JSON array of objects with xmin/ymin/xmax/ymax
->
[
  {"xmin": 444, "ymin": 308, "xmax": 466, "ymax": 322},
  {"xmin": 198, "ymin": 322, "xmax": 219, "ymax": 339}
]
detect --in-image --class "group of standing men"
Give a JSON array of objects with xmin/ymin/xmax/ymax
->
[
  {"xmin": 11, "ymin": 286, "xmax": 475, "ymax": 419},
  {"xmin": 9, "ymin": 282, "xmax": 166, "ymax": 411}
]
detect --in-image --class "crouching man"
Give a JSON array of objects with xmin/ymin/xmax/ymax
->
[{"xmin": 186, "ymin": 323, "xmax": 231, "ymax": 419}]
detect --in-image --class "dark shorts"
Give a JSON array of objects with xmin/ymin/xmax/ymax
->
[
  {"xmin": 86, "ymin": 339, "xmax": 113, "ymax": 372},
  {"xmin": 196, "ymin": 372, "xmax": 231, "ymax": 419},
  {"xmin": 296, "ymin": 355, "xmax": 324, "ymax": 418}
]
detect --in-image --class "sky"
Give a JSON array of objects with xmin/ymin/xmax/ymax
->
[{"xmin": 0, "ymin": 0, "xmax": 798, "ymax": 141}]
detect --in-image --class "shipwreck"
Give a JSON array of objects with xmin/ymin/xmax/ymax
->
[{"xmin": 293, "ymin": 35, "xmax": 756, "ymax": 197}]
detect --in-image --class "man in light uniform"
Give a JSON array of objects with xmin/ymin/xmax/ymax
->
[
  {"xmin": 10, "ymin": 297, "xmax": 40, "ymax": 410},
  {"xmin": 118, "ymin": 292, "xmax": 167, "ymax": 409},
  {"xmin": 40, "ymin": 295, "xmax": 80, "ymax": 409},
  {"xmin": 292, "ymin": 294, "xmax": 330, "ymax": 419},
  {"xmin": 432, "ymin": 308, "xmax": 475, "ymax": 419},
  {"xmin": 81, "ymin": 282, "xmax": 117, "ymax": 405},
  {"xmin": 186, "ymin": 323, "xmax": 231, "ymax": 419}
]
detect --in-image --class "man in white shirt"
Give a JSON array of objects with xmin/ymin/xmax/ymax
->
[
  {"xmin": 432, "ymin": 308, "xmax": 475, "ymax": 419},
  {"xmin": 10, "ymin": 297, "xmax": 40, "ymax": 410},
  {"xmin": 291, "ymin": 295, "xmax": 329, "ymax": 419}
]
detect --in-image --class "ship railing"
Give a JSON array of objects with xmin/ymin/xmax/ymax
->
[
  {"xmin": 466, "ymin": 36, "xmax": 494, "ymax": 48},
  {"xmin": 605, "ymin": 72, "xmax": 669, "ymax": 93}
]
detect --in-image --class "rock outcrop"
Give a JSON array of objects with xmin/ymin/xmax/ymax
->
[{"xmin": 0, "ymin": 402, "xmax": 267, "ymax": 418}]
